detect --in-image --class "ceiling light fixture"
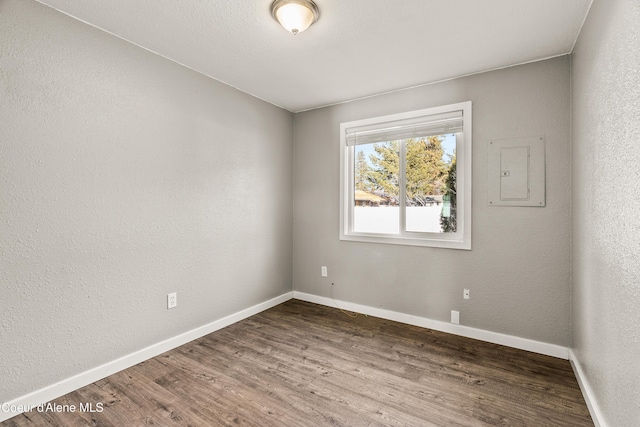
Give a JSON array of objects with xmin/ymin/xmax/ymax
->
[{"xmin": 271, "ymin": 0, "xmax": 319, "ymax": 35}]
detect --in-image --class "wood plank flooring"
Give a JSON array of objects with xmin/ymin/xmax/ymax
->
[{"xmin": 3, "ymin": 300, "xmax": 593, "ymax": 426}]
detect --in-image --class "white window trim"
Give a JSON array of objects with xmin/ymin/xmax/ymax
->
[{"xmin": 339, "ymin": 101, "xmax": 472, "ymax": 250}]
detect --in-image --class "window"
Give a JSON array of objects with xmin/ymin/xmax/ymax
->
[{"xmin": 339, "ymin": 101, "xmax": 472, "ymax": 249}]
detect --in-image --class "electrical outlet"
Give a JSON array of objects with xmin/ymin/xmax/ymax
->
[
  {"xmin": 167, "ymin": 292, "xmax": 177, "ymax": 309},
  {"xmin": 321, "ymin": 266, "xmax": 327, "ymax": 277},
  {"xmin": 451, "ymin": 310, "xmax": 460, "ymax": 325},
  {"xmin": 463, "ymin": 288, "xmax": 470, "ymax": 299}
]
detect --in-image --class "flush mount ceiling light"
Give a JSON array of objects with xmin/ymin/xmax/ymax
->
[{"xmin": 271, "ymin": 0, "xmax": 319, "ymax": 35}]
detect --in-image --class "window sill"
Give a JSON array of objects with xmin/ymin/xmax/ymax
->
[{"xmin": 340, "ymin": 232, "xmax": 471, "ymax": 250}]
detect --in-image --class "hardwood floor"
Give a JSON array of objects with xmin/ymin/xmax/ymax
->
[{"xmin": 3, "ymin": 300, "xmax": 593, "ymax": 426}]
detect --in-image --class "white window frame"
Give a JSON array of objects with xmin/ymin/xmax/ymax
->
[{"xmin": 339, "ymin": 101, "xmax": 472, "ymax": 250}]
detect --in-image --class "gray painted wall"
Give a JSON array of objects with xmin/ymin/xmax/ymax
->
[
  {"xmin": 571, "ymin": 0, "xmax": 640, "ymax": 425},
  {"xmin": 0, "ymin": 0, "xmax": 293, "ymax": 402},
  {"xmin": 293, "ymin": 57, "xmax": 571, "ymax": 346}
]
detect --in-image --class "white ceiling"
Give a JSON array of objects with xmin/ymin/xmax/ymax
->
[{"xmin": 36, "ymin": 0, "xmax": 592, "ymax": 113}]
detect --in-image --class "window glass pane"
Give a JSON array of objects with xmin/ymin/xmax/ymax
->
[
  {"xmin": 353, "ymin": 142, "xmax": 399, "ymax": 234},
  {"xmin": 405, "ymin": 134, "xmax": 457, "ymax": 233}
]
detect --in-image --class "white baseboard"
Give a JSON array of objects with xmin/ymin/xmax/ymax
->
[
  {"xmin": 293, "ymin": 291, "xmax": 569, "ymax": 360},
  {"xmin": 569, "ymin": 349, "xmax": 606, "ymax": 427},
  {"xmin": 0, "ymin": 292, "xmax": 294, "ymax": 423}
]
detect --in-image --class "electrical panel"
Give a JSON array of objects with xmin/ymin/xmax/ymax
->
[{"xmin": 488, "ymin": 136, "xmax": 545, "ymax": 207}]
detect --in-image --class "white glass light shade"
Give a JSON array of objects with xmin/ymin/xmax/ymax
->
[{"xmin": 271, "ymin": 0, "xmax": 319, "ymax": 35}]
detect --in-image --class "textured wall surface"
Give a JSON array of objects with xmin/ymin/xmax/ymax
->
[
  {"xmin": 293, "ymin": 58, "xmax": 572, "ymax": 346},
  {"xmin": 0, "ymin": 0, "xmax": 292, "ymax": 402},
  {"xmin": 571, "ymin": 0, "xmax": 640, "ymax": 425}
]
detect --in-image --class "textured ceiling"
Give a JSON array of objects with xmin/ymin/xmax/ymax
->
[{"xmin": 36, "ymin": 0, "xmax": 592, "ymax": 112}]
